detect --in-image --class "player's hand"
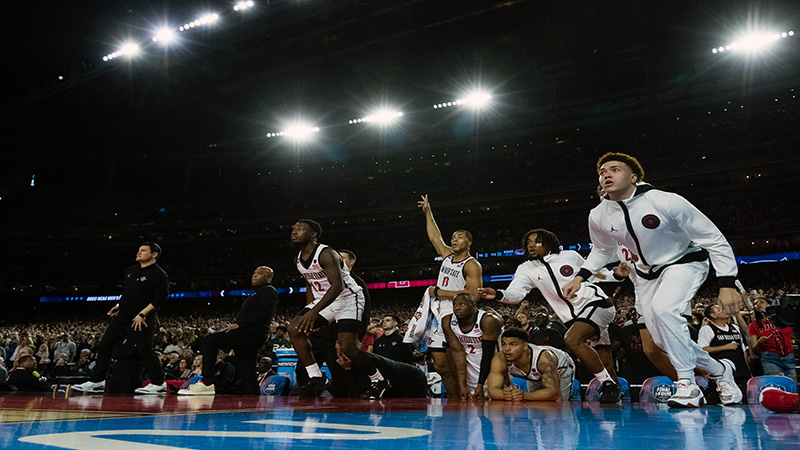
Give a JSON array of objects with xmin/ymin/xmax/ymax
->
[
  {"xmin": 502, "ymin": 386, "xmax": 515, "ymax": 401},
  {"xmin": 509, "ymin": 387, "xmax": 524, "ymax": 402},
  {"xmin": 459, "ymin": 382, "xmax": 470, "ymax": 400},
  {"xmin": 221, "ymin": 324, "xmax": 239, "ymax": 333},
  {"xmin": 562, "ymin": 277, "xmax": 583, "ymax": 300},
  {"xmin": 131, "ymin": 315, "xmax": 147, "ymax": 331},
  {"xmin": 613, "ymin": 262, "xmax": 631, "ymax": 278},
  {"xmin": 417, "ymin": 194, "xmax": 432, "ymax": 214},
  {"xmin": 477, "ymin": 287, "xmax": 497, "ymax": 300},
  {"xmin": 107, "ymin": 305, "xmax": 119, "ymax": 317},
  {"xmin": 717, "ymin": 287, "xmax": 743, "ymax": 315},
  {"xmin": 471, "ymin": 385, "xmax": 486, "ymax": 401},
  {"xmin": 296, "ymin": 310, "xmax": 318, "ymax": 333}
]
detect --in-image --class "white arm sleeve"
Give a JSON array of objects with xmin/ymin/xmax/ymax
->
[
  {"xmin": 497, "ymin": 265, "xmax": 537, "ymax": 304},
  {"xmin": 580, "ymin": 213, "xmax": 618, "ymax": 276},
  {"xmin": 668, "ymin": 194, "xmax": 738, "ymax": 279}
]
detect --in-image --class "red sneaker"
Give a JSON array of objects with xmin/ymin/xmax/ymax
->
[{"xmin": 760, "ymin": 388, "xmax": 799, "ymax": 414}]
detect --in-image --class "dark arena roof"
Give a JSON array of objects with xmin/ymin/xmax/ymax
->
[{"xmin": 2, "ymin": 0, "xmax": 800, "ymax": 305}]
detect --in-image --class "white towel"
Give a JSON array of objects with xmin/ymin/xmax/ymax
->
[{"xmin": 403, "ymin": 289, "xmax": 433, "ymax": 352}]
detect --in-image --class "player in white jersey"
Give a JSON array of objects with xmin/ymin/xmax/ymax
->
[
  {"xmin": 486, "ymin": 327, "xmax": 575, "ymax": 401},
  {"xmin": 594, "ymin": 186, "xmax": 678, "ymax": 381},
  {"xmin": 287, "ymin": 219, "xmax": 389, "ymax": 399},
  {"xmin": 478, "ymin": 228, "xmax": 621, "ymax": 403},
  {"xmin": 562, "ymin": 152, "xmax": 743, "ymax": 408},
  {"xmin": 442, "ymin": 293, "xmax": 502, "ymax": 398},
  {"xmin": 415, "ymin": 194, "xmax": 483, "ymax": 398}
]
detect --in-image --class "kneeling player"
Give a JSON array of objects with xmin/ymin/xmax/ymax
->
[
  {"xmin": 487, "ymin": 328, "xmax": 575, "ymax": 401},
  {"xmin": 442, "ymin": 293, "xmax": 503, "ymax": 398}
]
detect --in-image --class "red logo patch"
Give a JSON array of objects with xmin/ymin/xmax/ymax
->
[
  {"xmin": 642, "ymin": 214, "xmax": 660, "ymax": 229},
  {"xmin": 560, "ymin": 265, "xmax": 574, "ymax": 277},
  {"xmin": 414, "ymin": 312, "xmax": 422, "ymax": 319}
]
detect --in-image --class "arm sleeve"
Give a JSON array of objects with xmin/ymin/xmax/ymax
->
[
  {"xmin": 668, "ymin": 194, "xmax": 738, "ymax": 287},
  {"xmin": 237, "ymin": 287, "xmax": 278, "ymax": 328},
  {"xmin": 578, "ymin": 212, "xmax": 619, "ymax": 280},
  {"xmin": 150, "ymin": 271, "xmax": 170, "ymax": 310},
  {"xmin": 696, "ymin": 326, "xmax": 714, "ymax": 348},
  {"xmin": 478, "ymin": 340, "xmax": 497, "ymax": 385},
  {"xmin": 497, "ymin": 265, "xmax": 536, "ymax": 304}
]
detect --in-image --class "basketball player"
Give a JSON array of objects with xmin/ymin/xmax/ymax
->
[
  {"xmin": 287, "ymin": 219, "xmax": 389, "ymax": 399},
  {"xmin": 562, "ymin": 152, "xmax": 743, "ymax": 407},
  {"xmin": 416, "ymin": 194, "xmax": 483, "ymax": 398},
  {"xmin": 486, "ymin": 327, "xmax": 575, "ymax": 401},
  {"xmin": 595, "ymin": 185, "xmax": 677, "ymax": 381},
  {"xmin": 442, "ymin": 293, "xmax": 502, "ymax": 398},
  {"xmin": 478, "ymin": 229, "xmax": 621, "ymax": 403}
]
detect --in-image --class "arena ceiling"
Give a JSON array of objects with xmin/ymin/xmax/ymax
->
[{"xmin": 2, "ymin": 0, "xmax": 799, "ymax": 159}]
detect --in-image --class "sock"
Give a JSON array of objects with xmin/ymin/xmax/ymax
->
[
  {"xmin": 368, "ymin": 369, "xmax": 385, "ymax": 382},
  {"xmin": 677, "ymin": 378, "xmax": 694, "ymax": 386},
  {"xmin": 306, "ymin": 363, "xmax": 323, "ymax": 379},
  {"xmin": 594, "ymin": 368, "xmax": 613, "ymax": 384}
]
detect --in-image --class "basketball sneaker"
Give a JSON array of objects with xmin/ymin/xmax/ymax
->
[
  {"xmin": 711, "ymin": 359, "xmax": 742, "ymax": 405},
  {"xmin": 598, "ymin": 380, "xmax": 621, "ymax": 403},
  {"xmin": 760, "ymin": 388, "xmax": 799, "ymax": 414},
  {"xmin": 667, "ymin": 379, "xmax": 705, "ymax": 408},
  {"xmin": 360, "ymin": 378, "xmax": 391, "ymax": 400},
  {"xmin": 71, "ymin": 380, "xmax": 105, "ymax": 393},
  {"xmin": 289, "ymin": 377, "xmax": 329, "ymax": 396},
  {"xmin": 134, "ymin": 382, "xmax": 167, "ymax": 395},
  {"xmin": 178, "ymin": 382, "xmax": 216, "ymax": 396}
]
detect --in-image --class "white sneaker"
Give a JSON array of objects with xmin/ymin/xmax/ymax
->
[
  {"xmin": 178, "ymin": 382, "xmax": 215, "ymax": 396},
  {"xmin": 71, "ymin": 380, "xmax": 105, "ymax": 392},
  {"xmin": 667, "ymin": 379, "xmax": 705, "ymax": 408},
  {"xmin": 134, "ymin": 382, "xmax": 167, "ymax": 395},
  {"xmin": 713, "ymin": 359, "xmax": 743, "ymax": 405}
]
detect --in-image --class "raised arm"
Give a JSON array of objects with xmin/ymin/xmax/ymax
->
[
  {"xmin": 522, "ymin": 350, "xmax": 561, "ymax": 401},
  {"xmin": 418, "ymin": 195, "xmax": 452, "ymax": 257}
]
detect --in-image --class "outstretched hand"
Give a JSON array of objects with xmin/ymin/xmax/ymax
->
[
  {"xmin": 477, "ymin": 287, "xmax": 497, "ymax": 300},
  {"xmin": 417, "ymin": 194, "xmax": 432, "ymax": 214}
]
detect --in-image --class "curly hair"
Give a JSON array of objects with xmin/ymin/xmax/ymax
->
[{"xmin": 597, "ymin": 152, "xmax": 645, "ymax": 182}]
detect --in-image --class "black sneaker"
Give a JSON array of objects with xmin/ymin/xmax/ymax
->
[
  {"xmin": 289, "ymin": 377, "xmax": 329, "ymax": 397},
  {"xmin": 598, "ymin": 380, "xmax": 621, "ymax": 403},
  {"xmin": 360, "ymin": 378, "xmax": 391, "ymax": 400}
]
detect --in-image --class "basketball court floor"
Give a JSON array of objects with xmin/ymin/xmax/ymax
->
[{"xmin": 0, "ymin": 394, "xmax": 798, "ymax": 449}]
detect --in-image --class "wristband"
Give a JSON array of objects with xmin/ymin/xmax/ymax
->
[
  {"xmin": 138, "ymin": 313, "xmax": 146, "ymax": 318},
  {"xmin": 433, "ymin": 287, "xmax": 440, "ymax": 297}
]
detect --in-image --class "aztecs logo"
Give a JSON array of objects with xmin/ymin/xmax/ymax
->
[
  {"xmin": 414, "ymin": 311, "xmax": 422, "ymax": 319},
  {"xmin": 559, "ymin": 265, "xmax": 574, "ymax": 277},
  {"xmin": 641, "ymin": 214, "xmax": 660, "ymax": 229}
]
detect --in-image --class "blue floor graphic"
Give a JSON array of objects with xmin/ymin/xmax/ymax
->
[{"xmin": 2, "ymin": 399, "xmax": 799, "ymax": 450}]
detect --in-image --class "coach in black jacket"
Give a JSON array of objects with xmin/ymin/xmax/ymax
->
[{"xmin": 182, "ymin": 266, "xmax": 278, "ymax": 395}]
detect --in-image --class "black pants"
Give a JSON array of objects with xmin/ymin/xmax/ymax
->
[
  {"xmin": 92, "ymin": 315, "xmax": 164, "ymax": 385},
  {"xmin": 196, "ymin": 327, "xmax": 267, "ymax": 395}
]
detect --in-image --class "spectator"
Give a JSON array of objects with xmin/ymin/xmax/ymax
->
[
  {"xmin": 749, "ymin": 296, "xmax": 796, "ymax": 381},
  {"xmin": 373, "ymin": 315, "xmax": 413, "ymax": 364},
  {"xmin": 53, "ymin": 334, "xmax": 77, "ymax": 363},
  {"xmin": 528, "ymin": 313, "xmax": 565, "ymax": 350},
  {"xmin": 698, "ymin": 304, "xmax": 751, "ymax": 400},
  {"xmin": 6, "ymin": 355, "xmax": 51, "ymax": 392}
]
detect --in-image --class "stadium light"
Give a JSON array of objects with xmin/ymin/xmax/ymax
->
[
  {"xmin": 103, "ymin": 43, "xmax": 140, "ymax": 61},
  {"xmin": 234, "ymin": 1, "xmax": 255, "ymax": 11},
  {"xmin": 711, "ymin": 30, "xmax": 795, "ymax": 54},
  {"xmin": 348, "ymin": 110, "xmax": 403, "ymax": 125},
  {"xmin": 267, "ymin": 124, "xmax": 320, "ymax": 140},
  {"xmin": 152, "ymin": 28, "xmax": 177, "ymax": 44},
  {"xmin": 433, "ymin": 90, "xmax": 492, "ymax": 109}
]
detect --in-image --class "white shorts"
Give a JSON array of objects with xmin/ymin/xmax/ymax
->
[
  {"xmin": 311, "ymin": 290, "xmax": 365, "ymax": 325},
  {"xmin": 572, "ymin": 303, "xmax": 615, "ymax": 346}
]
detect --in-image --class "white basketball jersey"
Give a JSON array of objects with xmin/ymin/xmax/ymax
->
[
  {"xmin": 296, "ymin": 244, "xmax": 362, "ymax": 303},
  {"xmin": 437, "ymin": 254, "xmax": 474, "ymax": 291},
  {"xmin": 450, "ymin": 309, "xmax": 487, "ymax": 388},
  {"xmin": 508, "ymin": 344, "xmax": 573, "ymax": 382}
]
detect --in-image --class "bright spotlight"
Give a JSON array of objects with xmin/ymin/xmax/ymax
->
[
  {"xmin": 153, "ymin": 28, "xmax": 177, "ymax": 44},
  {"xmin": 351, "ymin": 110, "xmax": 403, "ymax": 125},
  {"xmin": 120, "ymin": 43, "xmax": 140, "ymax": 56},
  {"xmin": 465, "ymin": 91, "xmax": 492, "ymax": 108},
  {"xmin": 714, "ymin": 30, "xmax": 795, "ymax": 54},
  {"xmin": 235, "ymin": 1, "xmax": 254, "ymax": 11},
  {"xmin": 270, "ymin": 124, "xmax": 320, "ymax": 140}
]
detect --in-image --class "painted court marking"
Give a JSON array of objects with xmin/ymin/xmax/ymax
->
[{"xmin": 19, "ymin": 419, "xmax": 432, "ymax": 449}]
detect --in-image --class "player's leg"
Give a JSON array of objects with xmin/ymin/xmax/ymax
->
[
  {"xmin": 287, "ymin": 309, "xmax": 331, "ymax": 396},
  {"xmin": 564, "ymin": 320, "xmax": 619, "ymax": 402},
  {"xmin": 639, "ymin": 327, "xmax": 678, "ymax": 381}
]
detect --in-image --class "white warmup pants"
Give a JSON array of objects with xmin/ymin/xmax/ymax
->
[{"xmin": 637, "ymin": 260, "xmax": 724, "ymax": 380}]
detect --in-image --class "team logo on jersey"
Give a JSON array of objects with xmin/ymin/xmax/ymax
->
[
  {"xmin": 560, "ymin": 265, "xmax": 574, "ymax": 277},
  {"xmin": 642, "ymin": 214, "xmax": 660, "ymax": 229},
  {"xmin": 610, "ymin": 224, "xmax": 619, "ymax": 233}
]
